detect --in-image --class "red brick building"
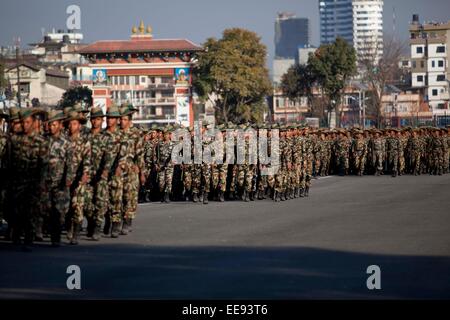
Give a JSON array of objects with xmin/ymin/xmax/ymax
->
[{"xmin": 78, "ymin": 21, "xmax": 202, "ymax": 127}]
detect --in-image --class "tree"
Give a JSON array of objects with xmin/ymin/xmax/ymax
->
[
  {"xmin": 193, "ymin": 28, "xmax": 272, "ymax": 124},
  {"xmin": 280, "ymin": 62, "xmax": 318, "ymax": 120},
  {"xmin": 359, "ymin": 36, "xmax": 407, "ymax": 128},
  {"xmin": 58, "ymin": 86, "xmax": 92, "ymax": 109},
  {"xmin": 308, "ymin": 38, "xmax": 357, "ymax": 127}
]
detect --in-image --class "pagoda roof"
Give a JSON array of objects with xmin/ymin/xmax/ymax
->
[{"xmin": 78, "ymin": 39, "xmax": 202, "ymax": 54}]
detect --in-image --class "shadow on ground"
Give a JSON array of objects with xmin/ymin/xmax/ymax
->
[{"xmin": 1, "ymin": 241, "xmax": 449, "ymax": 299}]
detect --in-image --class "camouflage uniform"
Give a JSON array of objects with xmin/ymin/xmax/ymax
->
[
  {"xmin": 87, "ymin": 130, "xmax": 113, "ymax": 232},
  {"xmin": 158, "ymin": 138, "xmax": 175, "ymax": 198},
  {"xmin": 407, "ymin": 133, "xmax": 422, "ymax": 175},
  {"xmin": 371, "ymin": 136, "xmax": 384, "ymax": 175},
  {"xmin": 118, "ymin": 126, "xmax": 145, "ymax": 220},
  {"xmin": 352, "ymin": 135, "xmax": 368, "ymax": 176},
  {"xmin": 41, "ymin": 133, "xmax": 73, "ymax": 245},
  {"xmin": 336, "ymin": 134, "xmax": 351, "ymax": 175},
  {"xmin": 386, "ymin": 133, "xmax": 399, "ymax": 177},
  {"xmin": 67, "ymin": 133, "xmax": 92, "ymax": 227},
  {"xmin": 10, "ymin": 131, "xmax": 48, "ymax": 245},
  {"xmin": 104, "ymin": 127, "xmax": 123, "ymax": 224}
]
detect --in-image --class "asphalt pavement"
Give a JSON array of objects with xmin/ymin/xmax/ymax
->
[{"xmin": 1, "ymin": 174, "xmax": 449, "ymax": 299}]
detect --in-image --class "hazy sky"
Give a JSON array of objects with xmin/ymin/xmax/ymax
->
[{"xmin": 1, "ymin": 0, "xmax": 450, "ymax": 71}]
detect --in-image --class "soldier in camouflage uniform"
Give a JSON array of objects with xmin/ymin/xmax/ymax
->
[
  {"xmin": 41, "ymin": 110, "xmax": 73, "ymax": 247},
  {"xmin": 397, "ymin": 129, "xmax": 408, "ymax": 176},
  {"xmin": 158, "ymin": 126, "xmax": 175, "ymax": 203},
  {"xmin": 117, "ymin": 106, "xmax": 145, "ymax": 234},
  {"xmin": 142, "ymin": 127, "xmax": 159, "ymax": 202},
  {"xmin": 351, "ymin": 129, "xmax": 368, "ymax": 176},
  {"xmin": 85, "ymin": 107, "xmax": 113, "ymax": 240},
  {"xmin": 371, "ymin": 129, "xmax": 385, "ymax": 176},
  {"xmin": 65, "ymin": 111, "xmax": 92, "ymax": 245},
  {"xmin": 386, "ymin": 128, "xmax": 400, "ymax": 177},
  {"xmin": 210, "ymin": 125, "xmax": 227, "ymax": 202},
  {"xmin": 335, "ymin": 129, "xmax": 350, "ymax": 176},
  {"xmin": 103, "ymin": 106, "xmax": 123, "ymax": 237},
  {"xmin": 407, "ymin": 128, "xmax": 422, "ymax": 175},
  {"xmin": 10, "ymin": 108, "xmax": 48, "ymax": 249},
  {"xmin": 274, "ymin": 127, "xmax": 288, "ymax": 201}
]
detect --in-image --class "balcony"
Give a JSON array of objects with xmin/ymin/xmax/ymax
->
[{"xmin": 147, "ymin": 82, "xmax": 175, "ymax": 90}]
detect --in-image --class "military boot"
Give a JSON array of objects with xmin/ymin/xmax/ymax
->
[
  {"xmin": 257, "ymin": 190, "xmax": 264, "ymax": 200},
  {"xmin": 103, "ymin": 216, "xmax": 111, "ymax": 235},
  {"xmin": 66, "ymin": 221, "xmax": 74, "ymax": 241},
  {"xmin": 120, "ymin": 218, "xmax": 131, "ymax": 235},
  {"xmin": 274, "ymin": 191, "xmax": 279, "ymax": 202},
  {"xmin": 70, "ymin": 223, "xmax": 81, "ymax": 245},
  {"xmin": 299, "ymin": 188, "xmax": 305, "ymax": 197},
  {"xmin": 86, "ymin": 217, "xmax": 95, "ymax": 238},
  {"xmin": 218, "ymin": 190, "xmax": 225, "ymax": 202},
  {"xmin": 293, "ymin": 187, "xmax": 298, "ymax": 198},
  {"xmin": 111, "ymin": 222, "xmax": 121, "ymax": 238},
  {"xmin": 305, "ymin": 186, "xmax": 310, "ymax": 197},
  {"xmin": 249, "ymin": 191, "xmax": 255, "ymax": 201},
  {"xmin": 243, "ymin": 190, "xmax": 250, "ymax": 202},
  {"xmin": 192, "ymin": 192, "xmax": 199, "ymax": 203},
  {"xmin": 35, "ymin": 219, "xmax": 44, "ymax": 242},
  {"xmin": 289, "ymin": 188, "xmax": 295, "ymax": 199},
  {"xmin": 164, "ymin": 191, "xmax": 170, "ymax": 203},
  {"xmin": 92, "ymin": 224, "xmax": 101, "ymax": 241},
  {"xmin": 280, "ymin": 191, "xmax": 286, "ymax": 201},
  {"xmin": 203, "ymin": 192, "xmax": 209, "ymax": 204}
]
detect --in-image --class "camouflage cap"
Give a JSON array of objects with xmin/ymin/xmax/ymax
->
[
  {"xmin": 19, "ymin": 107, "xmax": 40, "ymax": 120},
  {"xmin": 106, "ymin": 106, "xmax": 121, "ymax": 118},
  {"xmin": 73, "ymin": 102, "xmax": 90, "ymax": 114},
  {"xmin": 46, "ymin": 109, "xmax": 66, "ymax": 123},
  {"xmin": 119, "ymin": 105, "xmax": 137, "ymax": 117},
  {"xmin": 64, "ymin": 110, "xmax": 87, "ymax": 125},
  {"xmin": 90, "ymin": 106, "xmax": 105, "ymax": 119},
  {"xmin": 8, "ymin": 107, "xmax": 21, "ymax": 122}
]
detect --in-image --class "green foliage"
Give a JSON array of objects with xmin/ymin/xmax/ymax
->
[
  {"xmin": 193, "ymin": 28, "xmax": 272, "ymax": 124},
  {"xmin": 58, "ymin": 86, "xmax": 92, "ymax": 108},
  {"xmin": 308, "ymin": 38, "xmax": 357, "ymax": 126},
  {"xmin": 0, "ymin": 61, "xmax": 7, "ymax": 90}
]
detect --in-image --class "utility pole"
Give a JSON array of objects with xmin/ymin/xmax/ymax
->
[{"xmin": 15, "ymin": 37, "xmax": 21, "ymax": 108}]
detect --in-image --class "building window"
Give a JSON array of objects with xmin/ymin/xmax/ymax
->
[
  {"xmin": 416, "ymin": 46, "xmax": 423, "ymax": 54},
  {"xmin": 432, "ymin": 60, "xmax": 435, "ymax": 68},
  {"xmin": 412, "ymin": 61, "xmax": 417, "ymax": 68},
  {"xmin": 135, "ymin": 76, "xmax": 139, "ymax": 85},
  {"xmin": 420, "ymin": 60, "xmax": 425, "ymax": 68},
  {"xmin": 417, "ymin": 75, "xmax": 424, "ymax": 82},
  {"xmin": 437, "ymin": 75, "xmax": 445, "ymax": 82},
  {"xmin": 119, "ymin": 76, "xmax": 125, "ymax": 85},
  {"xmin": 436, "ymin": 46, "xmax": 445, "ymax": 53},
  {"xmin": 432, "ymin": 89, "xmax": 438, "ymax": 96},
  {"xmin": 438, "ymin": 60, "xmax": 444, "ymax": 68}
]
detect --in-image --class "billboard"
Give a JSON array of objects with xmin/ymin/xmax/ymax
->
[
  {"xmin": 175, "ymin": 68, "xmax": 190, "ymax": 85},
  {"xmin": 92, "ymin": 69, "xmax": 107, "ymax": 86},
  {"xmin": 176, "ymin": 96, "xmax": 190, "ymax": 127}
]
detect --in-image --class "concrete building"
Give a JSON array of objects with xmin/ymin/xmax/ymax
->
[
  {"xmin": 319, "ymin": 0, "xmax": 383, "ymax": 62},
  {"xmin": 275, "ymin": 12, "xmax": 310, "ymax": 59},
  {"xmin": 4, "ymin": 62, "xmax": 69, "ymax": 106},
  {"xmin": 78, "ymin": 21, "xmax": 202, "ymax": 127},
  {"xmin": 410, "ymin": 14, "xmax": 450, "ymax": 116}
]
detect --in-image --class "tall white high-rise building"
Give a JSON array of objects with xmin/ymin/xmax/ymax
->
[{"xmin": 319, "ymin": 0, "xmax": 384, "ymax": 62}]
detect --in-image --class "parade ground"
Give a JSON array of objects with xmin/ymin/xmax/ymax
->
[{"xmin": 1, "ymin": 174, "xmax": 449, "ymax": 299}]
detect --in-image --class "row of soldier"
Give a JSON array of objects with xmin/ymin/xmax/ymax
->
[{"xmin": 1, "ymin": 105, "xmax": 449, "ymax": 249}]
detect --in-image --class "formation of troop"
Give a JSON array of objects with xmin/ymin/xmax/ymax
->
[{"xmin": 1, "ymin": 104, "xmax": 449, "ymax": 249}]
